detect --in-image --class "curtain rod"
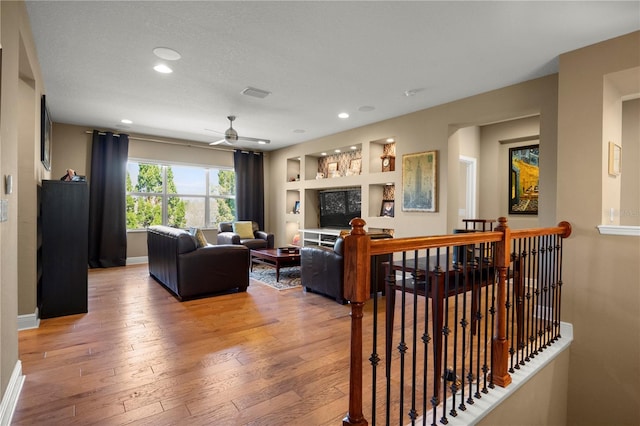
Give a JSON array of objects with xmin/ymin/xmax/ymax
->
[{"xmin": 85, "ymin": 130, "xmax": 234, "ymax": 152}]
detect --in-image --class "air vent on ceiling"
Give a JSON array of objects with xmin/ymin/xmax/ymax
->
[{"xmin": 241, "ymin": 86, "xmax": 271, "ymax": 99}]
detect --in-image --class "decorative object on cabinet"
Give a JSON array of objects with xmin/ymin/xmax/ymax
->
[
  {"xmin": 349, "ymin": 158, "xmax": 362, "ymax": 175},
  {"xmin": 293, "ymin": 200, "xmax": 301, "ymax": 214},
  {"xmin": 508, "ymin": 144, "xmax": 539, "ymax": 215},
  {"xmin": 316, "ymin": 172, "xmax": 324, "ymax": 179},
  {"xmin": 402, "ymin": 150, "xmax": 437, "ymax": 212},
  {"xmin": 608, "ymin": 141, "xmax": 621, "ymax": 176},
  {"xmin": 380, "ymin": 200, "xmax": 395, "ymax": 217},
  {"xmin": 381, "ymin": 154, "xmax": 395, "ymax": 172},
  {"xmin": 40, "ymin": 95, "xmax": 52, "ymax": 171}
]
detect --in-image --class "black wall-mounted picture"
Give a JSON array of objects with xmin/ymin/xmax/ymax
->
[
  {"xmin": 41, "ymin": 95, "xmax": 52, "ymax": 171},
  {"xmin": 509, "ymin": 144, "xmax": 539, "ymax": 215}
]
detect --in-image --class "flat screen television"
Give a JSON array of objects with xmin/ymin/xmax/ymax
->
[{"xmin": 319, "ymin": 188, "xmax": 361, "ymax": 228}]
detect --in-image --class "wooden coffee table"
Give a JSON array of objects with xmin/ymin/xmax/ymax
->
[{"xmin": 250, "ymin": 248, "xmax": 301, "ymax": 282}]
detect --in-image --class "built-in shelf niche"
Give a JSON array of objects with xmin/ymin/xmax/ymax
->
[
  {"xmin": 368, "ymin": 183, "xmax": 395, "ymax": 217},
  {"xmin": 286, "ymin": 157, "xmax": 301, "ymax": 183},
  {"xmin": 304, "ymin": 144, "xmax": 362, "ymax": 180},
  {"xmin": 286, "ymin": 189, "xmax": 301, "ymax": 215},
  {"xmin": 369, "ymin": 138, "xmax": 396, "ymax": 174}
]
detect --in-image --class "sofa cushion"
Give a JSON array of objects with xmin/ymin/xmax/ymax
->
[
  {"xmin": 189, "ymin": 227, "xmax": 208, "ymax": 248},
  {"xmin": 233, "ymin": 221, "xmax": 254, "ymax": 239}
]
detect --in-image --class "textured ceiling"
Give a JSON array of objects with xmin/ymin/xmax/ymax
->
[{"xmin": 25, "ymin": 1, "xmax": 640, "ymax": 151}]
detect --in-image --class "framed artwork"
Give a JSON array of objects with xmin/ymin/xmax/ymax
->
[
  {"xmin": 327, "ymin": 162, "xmax": 338, "ymax": 173},
  {"xmin": 608, "ymin": 142, "xmax": 621, "ymax": 176},
  {"xmin": 293, "ymin": 200, "xmax": 301, "ymax": 214},
  {"xmin": 402, "ymin": 151, "xmax": 437, "ymax": 212},
  {"xmin": 508, "ymin": 144, "xmax": 539, "ymax": 215},
  {"xmin": 40, "ymin": 95, "xmax": 52, "ymax": 171},
  {"xmin": 380, "ymin": 200, "xmax": 394, "ymax": 217},
  {"xmin": 349, "ymin": 158, "xmax": 362, "ymax": 175}
]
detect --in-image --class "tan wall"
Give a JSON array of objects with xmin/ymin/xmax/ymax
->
[
  {"xmin": 1, "ymin": 0, "xmax": 47, "ymax": 399},
  {"xmin": 558, "ymin": 31, "xmax": 640, "ymax": 425},
  {"xmin": 478, "ymin": 348, "xmax": 570, "ymax": 426},
  {"xmin": 267, "ymin": 74, "xmax": 559, "ymax": 246}
]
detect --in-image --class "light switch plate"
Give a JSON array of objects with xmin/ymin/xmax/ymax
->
[{"xmin": 0, "ymin": 199, "xmax": 7, "ymax": 222}]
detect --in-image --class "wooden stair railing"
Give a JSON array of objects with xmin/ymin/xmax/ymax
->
[{"xmin": 341, "ymin": 217, "xmax": 572, "ymax": 426}]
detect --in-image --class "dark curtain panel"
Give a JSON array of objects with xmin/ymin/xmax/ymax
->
[
  {"xmin": 88, "ymin": 130, "xmax": 129, "ymax": 268},
  {"xmin": 234, "ymin": 150, "xmax": 264, "ymax": 229}
]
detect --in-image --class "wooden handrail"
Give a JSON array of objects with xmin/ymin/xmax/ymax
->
[{"xmin": 341, "ymin": 217, "xmax": 572, "ymax": 425}]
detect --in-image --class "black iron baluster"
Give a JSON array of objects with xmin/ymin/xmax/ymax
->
[
  {"xmin": 487, "ymin": 243, "xmax": 496, "ymax": 391},
  {"xmin": 422, "ymin": 250, "xmax": 431, "ymax": 426},
  {"xmin": 398, "ymin": 251, "xmax": 410, "ymax": 425},
  {"xmin": 409, "ymin": 251, "xmax": 420, "ymax": 425},
  {"xmin": 458, "ymin": 246, "xmax": 468, "ymax": 413},
  {"xmin": 473, "ymin": 251, "xmax": 483, "ymax": 400}
]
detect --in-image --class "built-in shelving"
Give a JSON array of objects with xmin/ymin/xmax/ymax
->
[{"xmin": 280, "ymin": 139, "xmax": 397, "ymax": 244}]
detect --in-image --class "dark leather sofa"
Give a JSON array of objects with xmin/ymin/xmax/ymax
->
[
  {"xmin": 217, "ymin": 221, "xmax": 275, "ymax": 249},
  {"xmin": 147, "ymin": 225, "xmax": 250, "ymax": 300},
  {"xmin": 301, "ymin": 233, "xmax": 393, "ymax": 304}
]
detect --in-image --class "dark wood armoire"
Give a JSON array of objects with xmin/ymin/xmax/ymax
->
[{"xmin": 38, "ymin": 180, "xmax": 89, "ymax": 318}]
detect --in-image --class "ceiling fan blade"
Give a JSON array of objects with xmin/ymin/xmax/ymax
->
[
  {"xmin": 209, "ymin": 139, "xmax": 230, "ymax": 146},
  {"xmin": 237, "ymin": 135, "xmax": 271, "ymax": 144},
  {"xmin": 204, "ymin": 128, "xmax": 223, "ymax": 135}
]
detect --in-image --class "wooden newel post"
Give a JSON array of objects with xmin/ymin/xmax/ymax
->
[
  {"xmin": 343, "ymin": 218, "xmax": 370, "ymax": 426},
  {"xmin": 492, "ymin": 217, "xmax": 512, "ymax": 387}
]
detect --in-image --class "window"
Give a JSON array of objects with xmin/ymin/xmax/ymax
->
[{"xmin": 126, "ymin": 161, "xmax": 235, "ymax": 230}]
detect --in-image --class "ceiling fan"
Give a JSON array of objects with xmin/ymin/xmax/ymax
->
[{"xmin": 208, "ymin": 115, "xmax": 271, "ymax": 146}]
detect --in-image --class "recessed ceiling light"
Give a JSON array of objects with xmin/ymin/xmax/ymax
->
[
  {"xmin": 121, "ymin": 119, "xmax": 133, "ymax": 124},
  {"xmin": 386, "ymin": 138, "xmax": 395, "ymax": 143},
  {"xmin": 334, "ymin": 149, "xmax": 341, "ymax": 153},
  {"xmin": 321, "ymin": 152, "xmax": 327, "ymax": 156},
  {"xmin": 358, "ymin": 105, "xmax": 375, "ymax": 112},
  {"xmin": 153, "ymin": 47, "xmax": 181, "ymax": 61},
  {"xmin": 338, "ymin": 112, "xmax": 349, "ymax": 119},
  {"xmin": 350, "ymin": 146, "xmax": 357, "ymax": 150},
  {"xmin": 154, "ymin": 64, "xmax": 173, "ymax": 74}
]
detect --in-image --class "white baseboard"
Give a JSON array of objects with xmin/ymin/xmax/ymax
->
[
  {"xmin": 126, "ymin": 256, "xmax": 148, "ymax": 265},
  {"xmin": 0, "ymin": 361, "xmax": 24, "ymax": 426},
  {"xmin": 17, "ymin": 308, "xmax": 40, "ymax": 331}
]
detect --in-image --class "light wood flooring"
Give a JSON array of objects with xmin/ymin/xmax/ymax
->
[
  {"xmin": 14, "ymin": 264, "xmax": 369, "ymax": 425},
  {"xmin": 15, "ymin": 264, "xmax": 490, "ymax": 425}
]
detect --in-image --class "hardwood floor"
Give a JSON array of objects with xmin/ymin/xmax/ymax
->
[
  {"xmin": 15, "ymin": 265, "xmax": 491, "ymax": 425},
  {"xmin": 15, "ymin": 264, "xmax": 360, "ymax": 425}
]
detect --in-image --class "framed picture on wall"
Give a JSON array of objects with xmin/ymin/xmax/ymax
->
[
  {"xmin": 608, "ymin": 142, "xmax": 621, "ymax": 176},
  {"xmin": 40, "ymin": 95, "xmax": 52, "ymax": 171},
  {"xmin": 380, "ymin": 200, "xmax": 395, "ymax": 217},
  {"xmin": 402, "ymin": 150, "xmax": 437, "ymax": 212},
  {"xmin": 508, "ymin": 144, "xmax": 539, "ymax": 215}
]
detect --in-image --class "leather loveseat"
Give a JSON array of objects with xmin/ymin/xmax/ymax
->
[
  {"xmin": 300, "ymin": 233, "xmax": 393, "ymax": 304},
  {"xmin": 217, "ymin": 221, "xmax": 275, "ymax": 250},
  {"xmin": 147, "ymin": 225, "xmax": 250, "ymax": 300}
]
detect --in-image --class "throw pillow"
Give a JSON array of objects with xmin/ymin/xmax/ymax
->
[
  {"xmin": 188, "ymin": 227, "xmax": 208, "ymax": 248},
  {"xmin": 233, "ymin": 221, "xmax": 255, "ymax": 239}
]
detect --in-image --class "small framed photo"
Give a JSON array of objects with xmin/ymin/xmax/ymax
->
[
  {"xmin": 349, "ymin": 158, "xmax": 362, "ymax": 175},
  {"xmin": 41, "ymin": 95, "xmax": 52, "ymax": 171},
  {"xmin": 327, "ymin": 162, "xmax": 338, "ymax": 177},
  {"xmin": 380, "ymin": 200, "xmax": 395, "ymax": 217},
  {"xmin": 293, "ymin": 200, "xmax": 301, "ymax": 214},
  {"xmin": 608, "ymin": 142, "xmax": 621, "ymax": 176}
]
